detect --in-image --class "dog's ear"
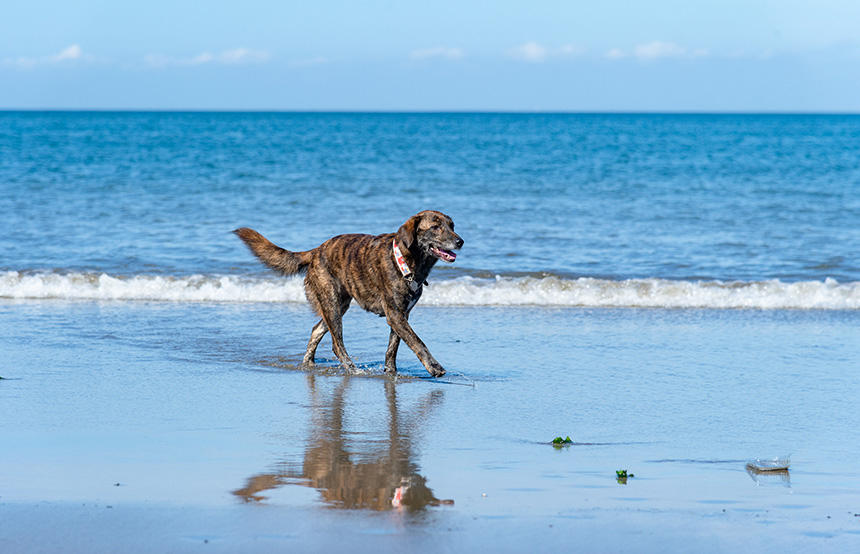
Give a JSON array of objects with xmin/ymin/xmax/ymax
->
[{"xmin": 396, "ymin": 214, "xmax": 419, "ymax": 250}]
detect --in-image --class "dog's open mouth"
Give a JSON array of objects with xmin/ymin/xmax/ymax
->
[{"xmin": 430, "ymin": 246, "xmax": 457, "ymax": 262}]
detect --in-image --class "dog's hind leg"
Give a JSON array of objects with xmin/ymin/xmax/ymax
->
[
  {"xmin": 305, "ymin": 270, "xmax": 356, "ymax": 371},
  {"xmin": 302, "ymin": 319, "xmax": 328, "ymax": 367},
  {"xmin": 326, "ymin": 311, "xmax": 356, "ymax": 371},
  {"xmin": 314, "ymin": 291, "xmax": 356, "ymax": 371}
]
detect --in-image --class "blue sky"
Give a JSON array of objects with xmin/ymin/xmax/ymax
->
[{"xmin": 2, "ymin": 0, "xmax": 860, "ymax": 111}]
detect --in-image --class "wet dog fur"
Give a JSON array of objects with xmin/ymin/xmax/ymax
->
[{"xmin": 234, "ymin": 210, "xmax": 463, "ymax": 377}]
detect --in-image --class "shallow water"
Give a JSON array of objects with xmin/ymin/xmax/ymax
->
[{"xmin": 2, "ymin": 300, "xmax": 858, "ymax": 550}]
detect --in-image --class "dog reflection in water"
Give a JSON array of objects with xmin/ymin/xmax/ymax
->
[{"xmin": 233, "ymin": 376, "xmax": 453, "ymax": 511}]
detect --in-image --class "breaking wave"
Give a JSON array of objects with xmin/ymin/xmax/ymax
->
[{"xmin": 1, "ymin": 271, "xmax": 858, "ymax": 310}]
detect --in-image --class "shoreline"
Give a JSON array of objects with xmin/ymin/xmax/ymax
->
[{"xmin": 3, "ymin": 499, "xmax": 857, "ymax": 553}]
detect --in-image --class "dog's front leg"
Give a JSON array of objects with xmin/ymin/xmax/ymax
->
[
  {"xmin": 384, "ymin": 308, "xmax": 445, "ymax": 378},
  {"xmin": 384, "ymin": 329, "xmax": 400, "ymax": 373}
]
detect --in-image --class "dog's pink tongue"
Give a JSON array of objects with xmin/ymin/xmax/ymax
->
[{"xmin": 433, "ymin": 247, "xmax": 457, "ymax": 262}]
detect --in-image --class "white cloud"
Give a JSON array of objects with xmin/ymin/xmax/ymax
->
[
  {"xmin": 558, "ymin": 44, "xmax": 586, "ymax": 57},
  {"xmin": 605, "ymin": 41, "xmax": 709, "ymax": 61},
  {"xmin": 4, "ymin": 56, "xmax": 38, "ymax": 68},
  {"xmin": 144, "ymin": 48, "xmax": 270, "ymax": 67},
  {"xmin": 410, "ymin": 47, "xmax": 464, "ymax": 61},
  {"xmin": 53, "ymin": 44, "xmax": 82, "ymax": 61},
  {"xmin": 219, "ymin": 48, "xmax": 270, "ymax": 64},
  {"xmin": 2, "ymin": 44, "xmax": 89, "ymax": 68},
  {"xmin": 189, "ymin": 52, "xmax": 215, "ymax": 65},
  {"xmin": 509, "ymin": 42, "xmax": 585, "ymax": 63},
  {"xmin": 633, "ymin": 41, "xmax": 687, "ymax": 60},
  {"xmin": 511, "ymin": 41, "xmax": 548, "ymax": 63}
]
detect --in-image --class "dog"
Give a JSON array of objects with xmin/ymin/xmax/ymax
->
[{"xmin": 234, "ymin": 210, "xmax": 463, "ymax": 377}]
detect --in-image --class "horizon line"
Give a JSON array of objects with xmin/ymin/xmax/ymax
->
[{"xmin": 2, "ymin": 108, "xmax": 860, "ymax": 115}]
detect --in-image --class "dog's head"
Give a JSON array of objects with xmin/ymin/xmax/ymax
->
[{"xmin": 397, "ymin": 210, "xmax": 463, "ymax": 263}]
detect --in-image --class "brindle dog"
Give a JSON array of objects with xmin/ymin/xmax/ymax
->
[{"xmin": 234, "ymin": 210, "xmax": 463, "ymax": 377}]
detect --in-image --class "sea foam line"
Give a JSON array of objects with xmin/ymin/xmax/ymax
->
[{"xmin": 1, "ymin": 271, "xmax": 858, "ymax": 310}]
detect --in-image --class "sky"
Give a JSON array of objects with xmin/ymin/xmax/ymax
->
[{"xmin": 2, "ymin": 0, "xmax": 860, "ymax": 111}]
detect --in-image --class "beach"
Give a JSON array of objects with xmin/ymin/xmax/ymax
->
[{"xmin": 2, "ymin": 301, "xmax": 859, "ymax": 552}]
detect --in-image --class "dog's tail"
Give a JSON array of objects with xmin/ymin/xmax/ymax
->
[{"xmin": 233, "ymin": 227, "xmax": 313, "ymax": 276}]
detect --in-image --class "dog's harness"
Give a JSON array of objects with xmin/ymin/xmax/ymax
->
[{"xmin": 392, "ymin": 239, "xmax": 427, "ymax": 310}]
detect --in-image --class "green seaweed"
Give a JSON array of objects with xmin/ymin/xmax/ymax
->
[
  {"xmin": 616, "ymin": 469, "xmax": 635, "ymax": 484},
  {"xmin": 551, "ymin": 436, "xmax": 573, "ymax": 446}
]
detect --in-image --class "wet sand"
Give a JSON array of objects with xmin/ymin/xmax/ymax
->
[{"xmin": 2, "ymin": 302, "xmax": 859, "ymax": 551}]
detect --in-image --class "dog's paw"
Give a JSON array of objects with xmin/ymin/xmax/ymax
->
[
  {"xmin": 384, "ymin": 364, "xmax": 397, "ymax": 374},
  {"xmin": 427, "ymin": 362, "xmax": 446, "ymax": 378}
]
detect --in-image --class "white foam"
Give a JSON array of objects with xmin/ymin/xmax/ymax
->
[
  {"xmin": 1, "ymin": 271, "xmax": 858, "ymax": 310},
  {"xmin": 423, "ymin": 275, "xmax": 860, "ymax": 310},
  {"xmin": 0, "ymin": 271, "xmax": 307, "ymax": 303}
]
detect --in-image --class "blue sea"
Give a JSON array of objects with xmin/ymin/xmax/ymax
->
[
  {"xmin": 1, "ymin": 112, "xmax": 858, "ymax": 307},
  {"xmin": 2, "ymin": 112, "xmax": 859, "ymax": 551}
]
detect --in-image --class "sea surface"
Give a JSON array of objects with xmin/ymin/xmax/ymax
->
[
  {"xmin": 1, "ymin": 111, "xmax": 858, "ymax": 307},
  {"xmin": 1, "ymin": 112, "xmax": 859, "ymax": 551}
]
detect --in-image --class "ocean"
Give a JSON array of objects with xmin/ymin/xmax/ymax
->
[
  {"xmin": 1, "ymin": 112, "xmax": 859, "ymax": 551},
  {"xmin": 1, "ymin": 111, "xmax": 858, "ymax": 307}
]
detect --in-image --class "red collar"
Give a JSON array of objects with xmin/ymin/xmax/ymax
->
[
  {"xmin": 393, "ymin": 239, "xmax": 428, "ymax": 296},
  {"xmin": 392, "ymin": 239, "xmax": 412, "ymax": 278}
]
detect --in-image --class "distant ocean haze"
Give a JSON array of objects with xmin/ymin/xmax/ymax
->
[{"xmin": 0, "ymin": 112, "xmax": 857, "ymax": 309}]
